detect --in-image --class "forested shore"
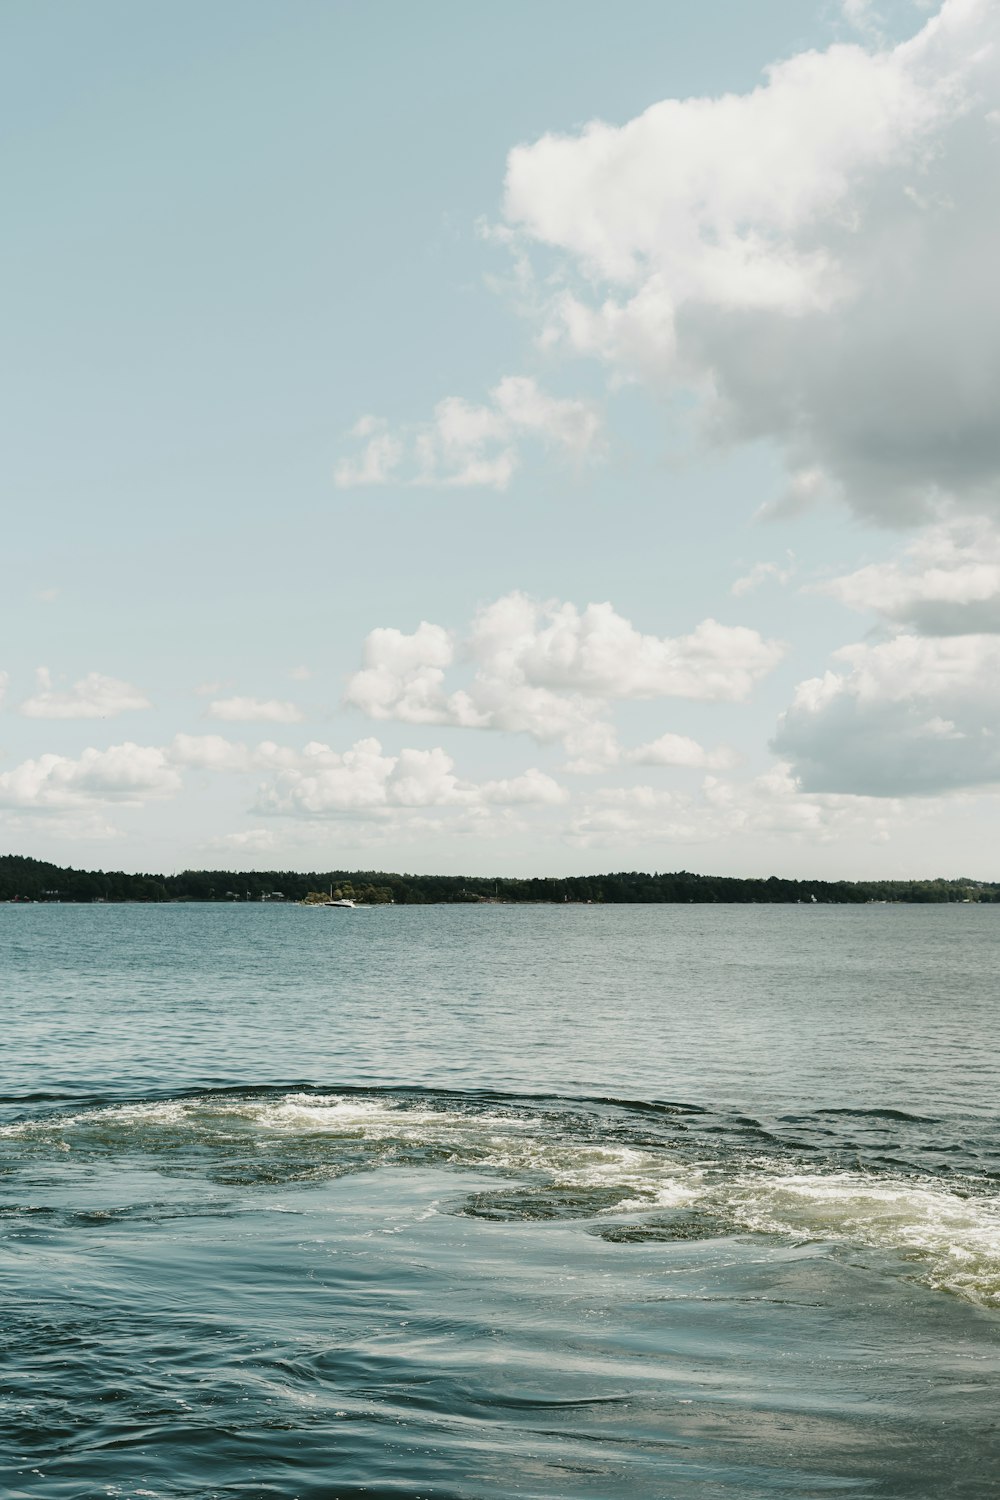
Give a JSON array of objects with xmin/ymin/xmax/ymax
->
[{"xmin": 1, "ymin": 853, "xmax": 996, "ymax": 905}]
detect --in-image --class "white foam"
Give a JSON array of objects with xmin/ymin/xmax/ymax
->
[
  {"xmin": 6, "ymin": 1092, "xmax": 999, "ymax": 1303},
  {"xmin": 715, "ymin": 1169, "xmax": 1000, "ymax": 1304}
]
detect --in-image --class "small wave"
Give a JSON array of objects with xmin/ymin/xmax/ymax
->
[{"xmin": 815, "ymin": 1107, "xmax": 940, "ymax": 1125}]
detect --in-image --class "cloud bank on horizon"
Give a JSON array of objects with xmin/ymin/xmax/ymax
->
[{"xmin": 3, "ymin": 0, "xmax": 1000, "ymax": 875}]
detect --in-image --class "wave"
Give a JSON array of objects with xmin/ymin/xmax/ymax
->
[
  {"xmin": 3, "ymin": 1086, "xmax": 999, "ymax": 1306},
  {"xmin": 815, "ymin": 1106, "xmax": 941, "ymax": 1124}
]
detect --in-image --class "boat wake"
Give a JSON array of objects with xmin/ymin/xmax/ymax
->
[{"xmin": 3, "ymin": 1086, "xmax": 1000, "ymax": 1305}]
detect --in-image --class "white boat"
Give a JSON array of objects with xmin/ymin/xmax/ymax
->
[{"xmin": 324, "ymin": 897, "xmax": 356, "ymax": 909}]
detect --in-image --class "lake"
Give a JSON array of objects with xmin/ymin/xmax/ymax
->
[{"xmin": 2, "ymin": 902, "xmax": 998, "ymax": 1498}]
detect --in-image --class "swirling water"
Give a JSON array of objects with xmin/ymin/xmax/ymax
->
[{"xmin": 1, "ymin": 902, "xmax": 998, "ymax": 1499}]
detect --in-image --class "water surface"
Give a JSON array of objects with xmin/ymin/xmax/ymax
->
[{"xmin": 2, "ymin": 903, "xmax": 998, "ymax": 1497}]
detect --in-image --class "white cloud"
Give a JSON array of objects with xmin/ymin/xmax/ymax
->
[
  {"xmin": 207, "ymin": 696, "xmax": 305, "ymax": 724},
  {"xmin": 507, "ymin": 18, "xmax": 959, "ymax": 307},
  {"xmin": 289, "ymin": 665, "xmax": 312, "ymax": 681},
  {"xmin": 169, "ymin": 734, "xmax": 319, "ymax": 774},
  {"xmin": 479, "ymin": 767, "xmax": 570, "ymax": 806},
  {"xmin": 500, "ymin": 1, "xmax": 1000, "ymax": 523},
  {"xmin": 471, "ymin": 595, "xmax": 785, "ymax": 701},
  {"xmin": 821, "ymin": 516, "xmax": 1000, "ymax": 632},
  {"xmin": 254, "ymin": 736, "xmax": 566, "ymax": 819},
  {"xmin": 334, "ymin": 376, "xmax": 602, "ymax": 490},
  {"xmin": 0, "ymin": 743, "xmax": 181, "ymax": 810},
  {"xmin": 774, "ymin": 632, "xmax": 1000, "ymax": 793},
  {"xmin": 19, "ymin": 669, "xmax": 151, "ymax": 719},
  {"xmin": 346, "ymin": 621, "xmax": 464, "ymax": 726},
  {"xmin": 346, "ymin": 592, "xmax": 784, "ymax": 764},
  {"xmin": 628, "ymin": 732, "xmax": 739, "ymax": 770},
  {"xmin": 731, "ymin": 556, "xmax": 796, "ymax": 596},
  {"xmin": 0, "ymin": 670, "xmax": 8, "ymax": 709},
  {"xmin": 0, "ymin": 725, "xmax": 569, "ymax": 830},
  {"xmin": 169, "ymin": 734, "xmax": 253, "ymax": 773},
  {"xmin": 559, "ymin": 725, "xmax": 740, "ymax": 775},
  {"xmin": 334, "ymin": 416, "xmax": 404, "ymax": 485},
  {"xmin": 841, "ymin": 0, "xmax": 882, "ymax": 36}
]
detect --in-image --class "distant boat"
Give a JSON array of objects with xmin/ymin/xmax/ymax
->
[{"xmin": 300, "ymin": 886, "xmax": 358, "ymax": 909}]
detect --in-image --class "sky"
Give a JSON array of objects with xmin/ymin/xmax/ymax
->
[{"xmin": 3, "ymin": 0, "xmax": 1000, "ymax": 879}]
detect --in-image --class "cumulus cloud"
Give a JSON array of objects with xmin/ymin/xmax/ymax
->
[
  {"xmin": 500, "ymin": 1, "xmax": 1000, "ymax": 523},
  {"xmin": 254, "ymin": 736, "xmax": 566, "ymax": 819},
  {"xmin": 469, "ymin": 595, "xmax": 784, "ymax": 701},
  {"xmin": 821, "ymin": 516, "xmax": 1000, "ymax": 633},
  {"xmin": 0, "ymin": 724, "xmax": 570, "ymax": 831},
  {"xmin": 0, "ymin": 743, "xmax": 181, "ymax": 810},
  {"xmin": 774, "ymin": 633, "xmax": 1000, "ymax": 794},
  {"xmin": 19, "ymin": 669, "xmax": 151, "ymax": 719},
  {"xmin": 346, "ymin": 622, "xmax": 463, "ymax": 726},
  {"xmin": 334, "ymin": 376, "xmax": 602, "ymax": 490},
  {"xmin": 346, "ymin": 592, "xmax": 784, "ymax": 765},
  {"xmin": 207, "ymin": 696, "xmax": 305, "ymax": 724}
]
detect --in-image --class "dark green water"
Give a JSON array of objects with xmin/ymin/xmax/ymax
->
[{"xmin": 2, "ymin": 903, "xmax": 998, "ymax": 1498}]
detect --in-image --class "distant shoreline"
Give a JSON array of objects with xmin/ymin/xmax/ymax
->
[{"xmin": 1, "ymin": 854, "xmax": 996, "ymax": 906}]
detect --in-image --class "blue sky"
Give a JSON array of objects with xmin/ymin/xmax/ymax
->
[{"xmin": 3, "ymin": 0, "xmax": 1000, "ymax": 878}]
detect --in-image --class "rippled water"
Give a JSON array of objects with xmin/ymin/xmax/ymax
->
[{"xmin": 2, "ymin": 903, "xmax": 999, "ymax": 1497}]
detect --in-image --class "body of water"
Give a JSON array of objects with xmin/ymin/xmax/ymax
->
[{"xmin": 2, "ymin": 902, "xmax": 998, "ymax": 1498}]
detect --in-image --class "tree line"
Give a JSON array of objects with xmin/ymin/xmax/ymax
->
[{"xmin": 1, "ymin": 853, "xmax": 997, "ymax": 905}]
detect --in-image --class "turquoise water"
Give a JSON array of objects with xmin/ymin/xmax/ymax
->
[{"xmin": 2, "ymin": 903, "xmax": 999, "ymax": 1497}]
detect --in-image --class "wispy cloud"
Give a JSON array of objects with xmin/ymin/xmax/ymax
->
[
  {"xmin": 335, "ymin": 376, "xmax": 602, "ymax": 490},
  {"xmin": 207, "ymin": 696, "xmax": 305, "ymax": 724},
  {"xmin": 731, "ymin": 555, "xmax": 796, "ymax": 597},
  {"xmin": 19, "ymin": 669, "xmax": 151, "ymax": 720}
]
